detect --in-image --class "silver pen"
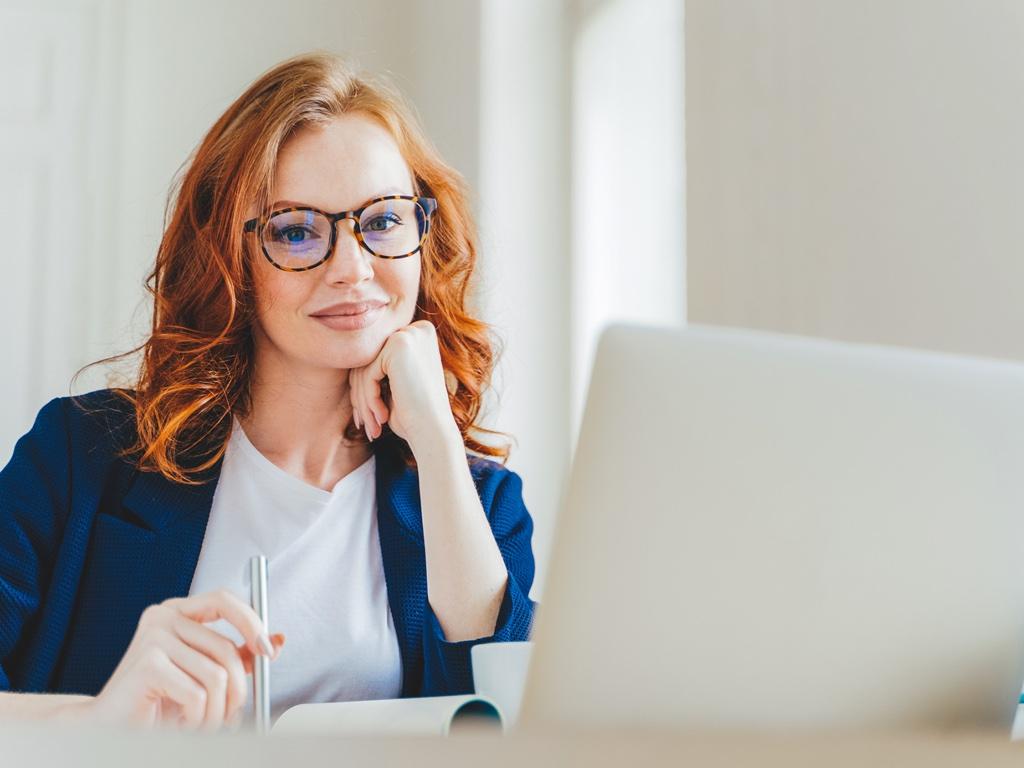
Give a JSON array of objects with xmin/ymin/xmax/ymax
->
[{"xmin": 249, "ymin": 555, "xmax": 270, "ymax": 735}]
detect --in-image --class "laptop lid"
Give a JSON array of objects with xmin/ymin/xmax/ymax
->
[{"xmin": 520, "ymin": 323, "xmax": 1024, "ymax": 730}]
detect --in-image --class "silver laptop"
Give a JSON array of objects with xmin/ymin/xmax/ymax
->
[{"xmin": 519, "ymin": 323, "xmax": 1024, "ymax": 731}]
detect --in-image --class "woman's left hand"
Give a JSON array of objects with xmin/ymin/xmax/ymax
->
[{"xmin": 348, "ymin": 320, "xmax": 459, "ymax": 453}]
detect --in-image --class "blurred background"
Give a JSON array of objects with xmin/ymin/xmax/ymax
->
[{"xmin": 1, "ymin": 0, "xmax": 1022, "ymax": 600}]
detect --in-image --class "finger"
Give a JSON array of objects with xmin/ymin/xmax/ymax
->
[
  {"xmin": 364, "ymin": 342, "xmax": 389, "ymax": 388},
  {"xmin": 353, "ymin": 370, "xmax": 370, "ymax": 439},
  {"xmin": 162, "ymin": 590, "xmax": 273, "ymax": 660},
  {"xmin": 362, "ymin": 356, "xmax": 389, "ymax": 430},
  {"xmin": 362, "ymin": 369, "xmax": 389, "ymax": 430},
  {"xmin": 361, "ymin": 380, "xmax": 381, "ymax": 440},
  {"xmin": 353, "ymin": 369, "xmax": 376, "ymax": 441},
  {"xmin": 173, "ymin": 619, "xmax": 250, "ymax": 724},
  {"xmin": 238, "ymin": 633, "xmax": 286, "ymax": 675},
  {"xmin": 145, "ymin": 649, "xmax": 209, "ymax": 731},
  {"xmin": 156, "ymin": 628, "xmax": 229, "ymax": 732},
  {"xmin": 352, "ymin": 370, "xmax": 364, "ymax": 434}
]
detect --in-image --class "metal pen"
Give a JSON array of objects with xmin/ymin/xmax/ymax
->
[{"xmin": 249, "ymin": 555, "xmax": 270, "ymax": 735}]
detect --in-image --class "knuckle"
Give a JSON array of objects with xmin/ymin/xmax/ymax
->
[
  {"xmin": 140, "ymin": 604, "xmax": 161, "ymax": 624},
  {"xmin": 189, "ymin": 686, "xmax": 207, "ymax": 708},
  {"xmin": 141, "ymin": 647, "xmax": 165, "ymax": 673},
  {"xmin": 212, "ymin": 632, "xmax": 236, "ymax": 658},
  {"xmin": 132, "ymin": 624, "xmax": 152, "ymax": 648},
  {"xmin": 212, "ymin": 666, "xmax": 229, "ymax": 688},
  {"xmin": 158, "ymin": 598, "xmax": 184, "ymax": 617},
  {"xmin": 147, "ymin": 626, "xmax": 172, "ymax": 646}
]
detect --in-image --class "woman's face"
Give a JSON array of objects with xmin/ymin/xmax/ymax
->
[{"xmin": 248, "ymin": 113, "xmax": 422, "ymax": 374}]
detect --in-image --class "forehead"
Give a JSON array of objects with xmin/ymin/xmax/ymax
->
[{"xmin": 271, "ymin": 113, "xmax": 414, "ymax": 210}]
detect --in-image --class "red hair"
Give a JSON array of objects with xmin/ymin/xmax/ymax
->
[{"xmin": 75, "ymin": 52, "xmax": 511, "ymax": 484}]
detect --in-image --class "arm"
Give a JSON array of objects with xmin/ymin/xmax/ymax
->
[
  {"xmin": 0, "ymin": 691, "xmax": 93, "ymax": 722},
  {"xmin": 415, "ymin": 424, "xmax": 512, "ymax": 641},
  {"xmin": 413, "ymin": 425, "xmax": 537, "ymax": 695},
  {"xmin": 0, "ymin": 398, "xmax": 71, "ymax": 698}
]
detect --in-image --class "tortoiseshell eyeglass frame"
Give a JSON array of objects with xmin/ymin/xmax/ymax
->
[{"xmin": 242, "ymin": 194, "xmax": 438, "ymax": 272}]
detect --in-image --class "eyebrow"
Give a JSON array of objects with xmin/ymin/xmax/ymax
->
[{"xmin": 268, "ymin": 186, "xmax": 414, "ymax": 211}]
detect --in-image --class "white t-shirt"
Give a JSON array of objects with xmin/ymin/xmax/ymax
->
[{"xmin": 187, "ymin": 417, "xmax": 403, "ymax": 723}]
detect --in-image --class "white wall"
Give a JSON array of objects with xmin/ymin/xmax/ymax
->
[
  {"xmin": 570, "ymin": 0, "xmax": 686, "ymax": 442},
  {"xmin": 687, "ymin": 0, "xmax": 1024, "ymax": 361},
  {"xmin": 477, "ymin": 0, "xmax": 687, "ymax": 597},
  {"xmin": 477, "ymin": 0, "xmax": 573, "ymax": 600},
  {"xmin": 0, "ymin": 0, "xmax": 121, "ymax": 459}
]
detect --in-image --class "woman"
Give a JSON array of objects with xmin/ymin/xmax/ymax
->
[{"xmin": 0, "ymin": 52, "xmax": 536, "ymax": 731}]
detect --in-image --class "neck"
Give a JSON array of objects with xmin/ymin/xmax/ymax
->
[{"xmin": 238, "ymin": 357, "xmax": 372, "ymax": 492}]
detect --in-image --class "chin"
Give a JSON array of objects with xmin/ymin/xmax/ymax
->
[{"xmin": 321, "ymin": 333, "xmax": 390, "ymax": 369}]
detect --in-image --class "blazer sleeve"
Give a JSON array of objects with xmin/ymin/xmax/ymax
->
[
  {"xmin": 419, "ymin": 466, "xmax": 537, "ymax": 696},
  {"xmin": 0, "ymin": 397, "xmax": 71, "ymax": 691}
]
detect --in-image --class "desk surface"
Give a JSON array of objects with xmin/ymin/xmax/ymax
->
[{"xmin": 2, "ymin": 721, "xmax": 1023, "ymax": 767}]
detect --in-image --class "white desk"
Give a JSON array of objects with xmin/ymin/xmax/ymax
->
[{"xmin": 2, "ymin": 720, "xmax": 1023, "ymax": 767}]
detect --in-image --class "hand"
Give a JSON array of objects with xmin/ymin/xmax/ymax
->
[
  {"xmin": 348, "ymin": 320, "xmax": 459, "ymax": 452},
  {"xmin": 84, "ymin": 588, "xmax": 285, "ymax": 732}
]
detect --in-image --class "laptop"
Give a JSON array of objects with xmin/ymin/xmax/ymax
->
[{"xmin": 518, "ymin": 323, "xmax": 1024, "ymax": 731}]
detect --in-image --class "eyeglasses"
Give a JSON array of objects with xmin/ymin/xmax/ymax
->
[{"xmin": 243, "ymin": 195, "xmax": 438, "ymax": 272}]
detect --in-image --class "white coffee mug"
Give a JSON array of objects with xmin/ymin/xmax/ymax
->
[{"xmin": 470, "ymin": 641, "xmax": 534, "ymax": 729}]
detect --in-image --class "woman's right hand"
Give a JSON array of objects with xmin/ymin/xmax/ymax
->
[{"xmin": 85, "ymin": 589, "xmax": 286, "ymax": 731}]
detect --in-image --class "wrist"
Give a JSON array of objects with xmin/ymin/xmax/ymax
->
[
  {"xmin": 52, "ymin": 697, "xmax": 95, "ymax": 724},
  {"xmin": 407, "ymin": 415, "xmax": 463, "ymax": 458}
]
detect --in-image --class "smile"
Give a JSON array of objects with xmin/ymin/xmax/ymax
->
[{"xmin": 311, "ymin": 305, "xmax": 385, "ymax": 330}]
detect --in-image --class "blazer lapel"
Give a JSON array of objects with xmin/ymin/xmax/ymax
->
[
  {"xmin": 52, "ymin": 458, "xmax": 225, "ymax": 696},
  {"xmin": 374, "ymin": 437, "xmax": 428, "ymax": 696},
  {"xmin": 120, "ymin": 458, "xmax": 224, "ymax": 601}
]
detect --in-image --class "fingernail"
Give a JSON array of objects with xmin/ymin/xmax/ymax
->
[{"xmin": 258, "ymin": 633, "xmax": 274, "ymax": 657}]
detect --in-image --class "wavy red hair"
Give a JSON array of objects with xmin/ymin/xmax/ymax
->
[{"xmin": 75, "ymin": 52, "xmax": 511, "ymax": 484}]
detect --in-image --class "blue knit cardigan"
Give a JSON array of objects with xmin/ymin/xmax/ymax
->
[{"xmin": 0, "ymin": 390, "xmax": 536, "ymax": 697}]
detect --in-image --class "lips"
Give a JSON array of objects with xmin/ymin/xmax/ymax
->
[
  {"xmin": 310, "ymin": 299, "xmax": 388, "ymax": 317},
  {"xmin": 311, "ymin": 301, "xmax": 387, "ymax": 331}
]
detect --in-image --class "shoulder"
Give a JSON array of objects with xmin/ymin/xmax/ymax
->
[
  {"xmin": 29, "ymin": 388, "xmax": 138, "ymax": 459},
  {"xmin": 2, "ymin": 389, "xmax": 136, "ymax": 511},
  {"xmin": 63, "ymin": 387, "xmax": 135, "ymax": 418}
]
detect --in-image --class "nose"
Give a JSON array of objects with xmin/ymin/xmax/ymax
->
[{"xmin": 323, "ymin": 216, "xmax": 374, "ymax": 284}]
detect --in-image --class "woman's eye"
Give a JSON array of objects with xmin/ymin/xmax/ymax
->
[
  {"xmin": 272, "ymin": 225, "xmax": 320, "ymax": 244},
  {"xmin": 364, "ymin": 214, "xmax": 401, "ymax": 232}
]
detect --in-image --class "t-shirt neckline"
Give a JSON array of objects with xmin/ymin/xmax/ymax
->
[{"xmin": 229, "ymin": 415, "xmax": 376, "ymax": 504}]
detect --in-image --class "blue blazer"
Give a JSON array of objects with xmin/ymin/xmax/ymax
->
[{"xmin": 0, "ymin": 390, "xmax": 536, "ymax": 698}]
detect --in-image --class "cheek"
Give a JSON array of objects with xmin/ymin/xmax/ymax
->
[
  {"xmin": 403, "ymin": 261, "xmax": 423, "ymax": 304},
  {"xmin": 381, "ymin": 261, "xmax": 422, "ymax": 314},
  {"xmin": 253, "ymin": 270, "xmax": 305, "ymax": 329}
]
